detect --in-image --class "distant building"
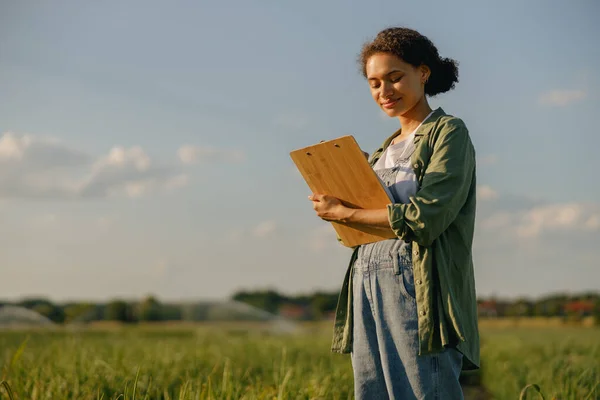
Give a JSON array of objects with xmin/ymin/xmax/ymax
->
[
  {"xmin": 477, "ymin": 300, "xmax": 498, "ymax": 317},
  {"xmin": 563, "ymin": 300, "xmax": 595, "ymax": 317},
  {"xmin": 278, "ymin": 304, "xmax": 312, "ymax": 320}
]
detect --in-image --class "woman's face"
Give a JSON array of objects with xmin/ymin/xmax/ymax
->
[{"xmin": 365, "ymin": 52, "xmax": 429, "ymax": 118}]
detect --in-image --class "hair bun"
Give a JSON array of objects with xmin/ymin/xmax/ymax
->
[{"xmin": 425, "ymin": 57, "xmax": 459, "ymax": 96}]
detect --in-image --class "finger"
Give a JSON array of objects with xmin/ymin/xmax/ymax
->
[{"xmin": 320, "ymin": 194, "xmax": 337, "ymax": 204}]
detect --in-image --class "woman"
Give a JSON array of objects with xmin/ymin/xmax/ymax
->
[{"xmin": 309, "ymin": 27, "xmax": 480, "ymax": 399}]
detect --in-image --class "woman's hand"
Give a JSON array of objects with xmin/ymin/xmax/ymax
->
[
  {"xmin": 308, "ymin": 194, "xmax": 351, "ymax": 222},
  {"xmin": 309, "ymin": 193, "xmax": 395, "ymax": 234}
]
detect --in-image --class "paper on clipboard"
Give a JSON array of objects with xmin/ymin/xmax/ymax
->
[{"xmin": 290, "ymin": 135, "xmax": 396, "ymax": 248}]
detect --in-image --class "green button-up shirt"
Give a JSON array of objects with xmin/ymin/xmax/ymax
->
[{"xmin": 331, "ymin": 107, "xmax": 480, "ymax": 370}]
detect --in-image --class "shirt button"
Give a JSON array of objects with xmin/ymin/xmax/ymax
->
[
  {"xmin": 416, "ymin": 279, "xmax": 422, "ymax": 285},
  {"xmin": 413, "ymin": 248, "xmax": 419, "ymax": 256},
  {"xmin": 413, "ymin": 163, "xmax": 419, "ymax": 169},
  {"xmin": 420, "ymin": 310, "xmax": 426, "ymax": 316}
]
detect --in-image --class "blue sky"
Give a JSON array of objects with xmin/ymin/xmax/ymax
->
[{"xmin": 1, "ymin": 0, "xmax": 599, "ymax": 302}]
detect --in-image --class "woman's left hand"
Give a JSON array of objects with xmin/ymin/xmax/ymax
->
[{"xmin": 309, "ymin": 194, "xmax": 350, "ymax": 222}]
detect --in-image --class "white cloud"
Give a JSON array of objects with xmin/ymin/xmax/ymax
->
[
  {"xmin": 80, "ymin": 146, "xmax": 186, "ymax": 198},
  {"xmin": 0, "ymin": 132, "xmax": 188, "ymax": 199},
  {"xmin": 516, "ymin": 203, "xmax": 600, "ymax": 238},
  {"xmin": 225, "ymin": 221, "xmax": 278, "ymax": 242},
  {"xmin": 472, "ymin": 194, "xmax": 600, "ymax": 297},
  {"xmin": 252, "ymin": 220, "xmax": 277, "ymax": 238},
  {"xmin": 177, "ymin": 145, "xmax": 245, "ymax": 165},
  {"xmin": 480, "ymin": 211, "xmax": 512, "ymax": 231},
  {"xmin": 480, "ymin": 201, "xmax": 600, "ymax": 239},
  {"xmin": 0, "ymin": 132, "xmax": 90, "ymax": 169},
  {"xmin": 165, "ymin": 174, "xmax": 189, "ymax": 190},
  {"xmin": 585, "ymin": 215, "xmax": 600, "ymax": 230},
  {"xmin": 477, "ymin": 185, "xmax": 499, "ymax": 201},
  {"xmin": 0, "ymin": 133, "xmax": 30, "ymax": 160},
  {"xmin": 178, "ymin": 145, "xmax": 198, "ymax": 164},
  {"xmin": 125, "ymin": 181, "xmax": 150, "ymax": 198},
  {"xmin": 308, "ymin": 223, "xmax": 338, "ymax": 252},
  {"xmin": 94, "ymin": 146, "xmax": 150, "ymax": 172},
  {"xmin": 538, "ymin": 90, "xmax": 586, "ymax": 107}
]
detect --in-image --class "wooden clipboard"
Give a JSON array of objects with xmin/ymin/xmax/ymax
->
[{"xmin": 290, "ymin": 135, "xmax": 396, "ymax": 248}]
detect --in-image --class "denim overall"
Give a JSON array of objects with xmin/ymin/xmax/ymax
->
[{"xmin": 351, "ymin": 137, "xmax": 464, "ymax": 400}]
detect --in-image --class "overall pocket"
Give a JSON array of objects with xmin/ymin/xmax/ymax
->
[{"xmin": 392, "ymin": 245, "xmax": 416, "ymax": 300}]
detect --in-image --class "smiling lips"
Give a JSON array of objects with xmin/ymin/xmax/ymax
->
[{"xmin": 381, "ymin": 98, "xmax": 400, "ymax": 109}]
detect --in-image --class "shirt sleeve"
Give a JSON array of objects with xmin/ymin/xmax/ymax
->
[{"xmin": 387, "ymin": 118, "xmax": 476, "ymax": 246}]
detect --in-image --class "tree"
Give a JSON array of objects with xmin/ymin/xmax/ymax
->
[
  {"xmin": 593, "ymin": 299, "xmax": 600, "ymax": 326},
  {"xmin": 63, "ymin": 303, "xmax": 98, "ymax": 323},
  {"xmin": 161, "ymin": 304, "xmax": 183, "ymax": 321},
  {"xmin": 533, "ymin": 297, "xmax": 563, "ymax": 317},
  {"xmin": 310, "ymin": 292, "xmax": 338, "ymax": 319},
  {"xmin": 18, "ymin": 298, "xmax": 54, "ymax": 310},
  {"xmin": 232, "ymin": 290, "xmax": 285, "ymax": 314},
  {"xmin": 137, "ymin": 296, "xmax": 162, "ymax": 322},
  {"xmin": 32, "ymin": 303, "xmax": 65, "ymax": 323},
  {"xmin": 505, "ymin": 298, "xmax": 533, "ymax": 317},
  {"xmin": 105, "ymin": 300, "xmax": 135, "ymax": 323}
]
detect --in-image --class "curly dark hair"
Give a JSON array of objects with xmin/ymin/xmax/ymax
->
[{"xmin": 359, "ymin": 27, "xmax": 459, "ymax": 96}]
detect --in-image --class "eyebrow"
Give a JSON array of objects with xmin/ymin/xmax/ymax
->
[{"xmin": 367, "ymin": 69, "xmax": 404, "ymax": 80}]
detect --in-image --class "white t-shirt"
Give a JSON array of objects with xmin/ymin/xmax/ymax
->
[
  {"xmin": 373, "ymin": 134, "xmax": 418, "ymax": 203},
  {"xmin": 373, "ymin": 110, "xmax": 434, "ymax": 204}
]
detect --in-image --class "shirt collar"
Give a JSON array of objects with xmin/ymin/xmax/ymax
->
[
  {"xmin": 382, "ymin": 107, "xmax": 446, "ymax": 148},
  {"xmin": 414, "ymin": 107, "xmax": 445, "ymax": 137}
]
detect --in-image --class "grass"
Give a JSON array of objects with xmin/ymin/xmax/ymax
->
[
  {"xmin": 478, "ymin": 326, "xmax": 600, "ymax": 400},
  {"xmin": 0, "ymin": 322, "xmax": 598, "ymax": 399}
]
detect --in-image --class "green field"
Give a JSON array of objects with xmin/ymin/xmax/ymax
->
[{"xmin": 0, "ymin": 323, "xmax": 598, "ymax": 400}]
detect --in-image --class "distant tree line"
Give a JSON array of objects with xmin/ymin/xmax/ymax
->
[
  {"xmin": 1, "ymin": 291, "xmax": 599, "ymax": 324},
  {"xmin": 0, "ymin": 296, "xmax": 181, "ymax": 324},
  {"xmin": 477, "ymin": 292, "xmax": 600, "ymax": 320},
  {"xmin": 231, "ymin": 290, "xmax": 339, "ymax": 320}
]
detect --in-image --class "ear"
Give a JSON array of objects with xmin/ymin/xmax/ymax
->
[{"xmin": 419, "ymin": 65, "xmax": 431, "ymax": 84}]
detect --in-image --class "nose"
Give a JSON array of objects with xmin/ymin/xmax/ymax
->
[{"xmin": 381, "ymin": 82, "xmax": 394, "ymax": 99}]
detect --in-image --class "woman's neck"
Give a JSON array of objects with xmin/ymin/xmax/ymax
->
[{"xmin": 397, "ymin": 98, "xmax": 433, "ymax": 138}]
